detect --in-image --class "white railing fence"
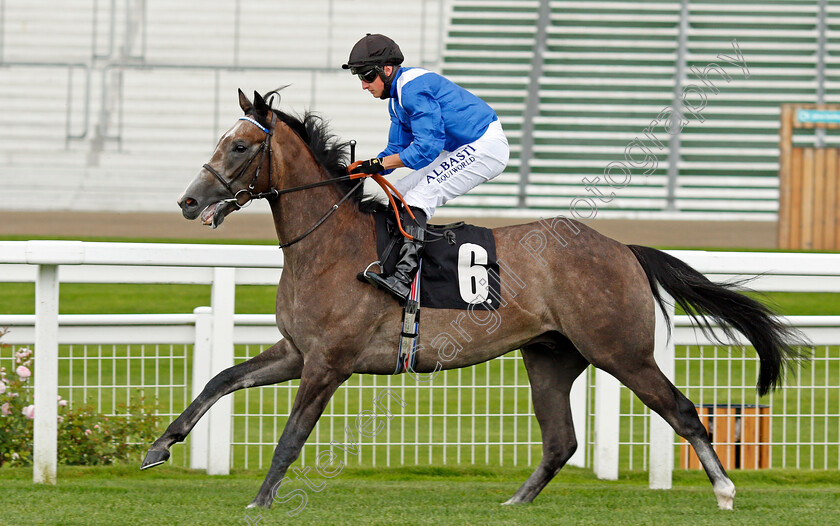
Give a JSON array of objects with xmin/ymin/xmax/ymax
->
[{"xmin": 1, "ymin": 241, "xmax": 839, "ymax": 488}]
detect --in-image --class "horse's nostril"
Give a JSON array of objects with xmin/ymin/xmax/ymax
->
[{"xmin": 178, "ymin": 196, "xmax": 200, "ymax": 214}]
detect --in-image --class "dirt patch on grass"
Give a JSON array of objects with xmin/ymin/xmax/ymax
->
[{"xmin": 0, "ymin": 211, "xmax": 777, "ymax": 248}]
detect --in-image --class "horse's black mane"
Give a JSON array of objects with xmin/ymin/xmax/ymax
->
[{"xmin": 255, "ymin": 89, "xmax": 380, "ymax": 212}]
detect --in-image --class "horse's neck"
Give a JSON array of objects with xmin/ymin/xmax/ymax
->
[{"xmin": 268, "ymin": 135, "xmax": 373, "ymax": 273}]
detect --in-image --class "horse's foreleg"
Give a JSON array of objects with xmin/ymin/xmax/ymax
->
[
  {"xmin": 504, "ymin": 341, "xmax": 589, "ymax": 505},
  {"xmin": 141, "ymin": 338, "xmax": 303, "ymax": 469},
  {"xmin": 248, "ymin": 354, "xmax": 350, "ymax": 509}
]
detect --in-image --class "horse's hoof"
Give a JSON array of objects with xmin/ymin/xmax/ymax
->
[
  {"xmin": 140, "ymin": 449, "xmax": 170, "ymax": 470},
  {"xmin": 714, "ymin": 480, "xmax": 736, "ymax": 510},
  {"xmin": 247, "ymin": 499, "xmax": 272, "ymax": 510}
]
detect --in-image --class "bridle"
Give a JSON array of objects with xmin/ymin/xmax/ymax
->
[
  {"xmin": 202, "ymin": 115, "xmax": 279, "ymax": 209},
  {"xmin": 202, "ymin": 114, "xmax": 363, "ymax": 248}
]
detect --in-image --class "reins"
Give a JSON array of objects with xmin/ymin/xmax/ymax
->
[{"xmin": 276, "ymin": 180, "xmax": 364, "ymax": 248}]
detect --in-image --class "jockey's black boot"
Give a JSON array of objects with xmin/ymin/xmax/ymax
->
[{"xmin": 365, "ymin": 207, "xmax": 426, "ymax": 303}]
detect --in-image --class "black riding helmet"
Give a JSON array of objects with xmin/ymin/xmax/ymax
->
[{"xmin": 342, "ymin": 33, "xmax": 404, "ymax": 99}]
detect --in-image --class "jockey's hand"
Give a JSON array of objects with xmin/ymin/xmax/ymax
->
[
  {"xmin": 347, "ymin": 160, "xmax": 364, "ymax": 174},
  {"xmin": 348, "ymin": 158, "xmax": 386, "ymax": 175}
]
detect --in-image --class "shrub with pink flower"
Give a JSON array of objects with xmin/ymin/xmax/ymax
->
[
  {"xmin": 0, "ymin": 335, "xmax": 159, "ymax": 467},
  {"xmin": 15, "ymin": 365, "xmax": 31, "ymax": 380}
]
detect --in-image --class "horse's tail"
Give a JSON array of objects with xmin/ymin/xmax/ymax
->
[{"xmin": 627, "ymin": 244, "xmax": 808, "ymax": 396}]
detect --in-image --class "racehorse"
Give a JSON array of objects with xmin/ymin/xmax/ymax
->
[{"xmin": 143, "ymin": 90, "xmax": 805, "ymax": 510}]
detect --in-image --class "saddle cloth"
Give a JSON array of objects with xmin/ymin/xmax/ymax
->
[{"xmin": 373, "ymin": 208, "xmax": 501, "ymax": 310}]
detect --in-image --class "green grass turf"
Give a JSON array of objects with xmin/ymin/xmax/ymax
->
[
  {"xmin": 1, "ymin": 465, "xmax": 838, "ymax": 525},
  {"xmin": 1, "ymin": 283, "xmax": 839, "ymax": 316},
  {"xmin": 3, "ymin": 234, "xmax": 840, "ymax": 315},
  {"xmin": 2, "ymin": 235, "xmax": 839, "ymax": 315},
  {"xmin": 0, "ymin": 283, "xmax": 279, "ymax": 315}
]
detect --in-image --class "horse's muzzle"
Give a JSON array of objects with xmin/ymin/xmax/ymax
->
[{"xmin": 178, "ymin": 195, "xmax": 201, "ymax": 220}]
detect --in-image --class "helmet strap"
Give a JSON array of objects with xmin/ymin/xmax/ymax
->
[{"xmin": 378, "ymin": 65, "xmax": 400, "ymax": 100}]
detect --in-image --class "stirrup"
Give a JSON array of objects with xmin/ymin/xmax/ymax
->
[{"xmin": 357, "ymin": 261, "xmax": 381, "ymax": 284}]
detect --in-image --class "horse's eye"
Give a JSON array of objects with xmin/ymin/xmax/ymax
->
[{"xmin": 233, "ymin": 144, "xmax": 248, "ymax": 153}]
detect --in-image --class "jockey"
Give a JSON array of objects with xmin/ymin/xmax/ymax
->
[{"xmin": 344, "ymin": 33, "xmax": 510, "ymax": 302}]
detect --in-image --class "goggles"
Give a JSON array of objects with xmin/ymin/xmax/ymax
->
[{"xmin": 351, "ymin": 66, "xmax": 380, "ymax": 83}]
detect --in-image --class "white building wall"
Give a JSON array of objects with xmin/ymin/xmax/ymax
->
[{"xmin": 0, "ymin": 0, "xmax": 446, "ymax": 213}]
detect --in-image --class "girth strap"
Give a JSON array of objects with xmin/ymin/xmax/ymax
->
[{"xmin": 394, "ymin": 261, "xmax": 422, "ymax": 375}]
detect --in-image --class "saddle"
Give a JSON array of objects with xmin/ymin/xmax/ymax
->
[
  {"xmin": 365, "ymin": 206, "xmax": 503, "ymax": 374},
  {"xmin": 370, "ymin": 206, "xmax": 501, "ymax": 311}
]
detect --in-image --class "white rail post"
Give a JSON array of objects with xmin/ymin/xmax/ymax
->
[
  {"xmin": 567, "ymin": 370, "xmax": 587, "ymax": 467},
  {"xmin": 593, "ymin": 368, "xmax": 620, "ymax": 480},
  {"xmin": 190, "ymin": 306, "xmax": 213, "ymax": 471},
  {"xmin": 33, "ymin": 264, "xmax": 59, "ymax": 484},
  {"xmin": 206, "ymin": 268, "xmax": 235, "ymax": 475},
  {"xmin": 650, "ymin": 290, "xmax": 676, "ymax": 489}
]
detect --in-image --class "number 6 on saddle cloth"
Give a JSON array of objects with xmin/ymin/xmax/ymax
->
[
  {"xmin": 361, "ymin": 205, "xmax": 503, "ymax": 374},
  {"xmin": 365, "ymin": 206, "xmax": 502, "ymax": 312}
]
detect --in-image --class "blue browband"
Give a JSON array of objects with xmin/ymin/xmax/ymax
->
[{"xmin": 238, "ymin": 116, "xmax": 270, "ymax": 135}]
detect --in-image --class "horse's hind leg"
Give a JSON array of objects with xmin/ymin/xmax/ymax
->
[
  {"xmin": 598, "ymin": 354, "xmax": 736, "ymax": 509},
  {"xmin": 141, "ymin": 338, "xmax": 303, "ymax": 469},
  {"xmin": 504, "ymin": 336, "xmax": 589, "ymax": 505}
]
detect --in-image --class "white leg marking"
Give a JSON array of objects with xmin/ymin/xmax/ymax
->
[
  {"xmin": 714, "ymin": 479, "xmax": 736, "ymax": 510},
  {"xmin": 692, "ymin": 439, "xmax": 736, "ymax": 510}
]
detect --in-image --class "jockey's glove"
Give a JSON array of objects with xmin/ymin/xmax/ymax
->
[{"xmin": 348, "ymin": 158, "xmax": 386, "ymax": 175}]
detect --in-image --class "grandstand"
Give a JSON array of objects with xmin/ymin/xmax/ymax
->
[{"xmin": 1, "ymin": 0, "xmax": 836, "ymax": 222}]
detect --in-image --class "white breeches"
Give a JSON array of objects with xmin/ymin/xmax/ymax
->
[{"xmin": 392, "ymin": 120, "xmax": 510, "ymax": 219}]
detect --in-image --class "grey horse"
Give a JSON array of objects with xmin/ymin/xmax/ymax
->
[{"xmin": 142, "ymin": 90, "xmax": 805, "ymax": 510}]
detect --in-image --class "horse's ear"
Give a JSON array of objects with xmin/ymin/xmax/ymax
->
[
  {"xmin": 253, "ymin": 91, "xmax": 269, "ymax": 117},
  {"xmin": 238, "ymin": 89, "xmax": 253, "ymax": 114}
]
